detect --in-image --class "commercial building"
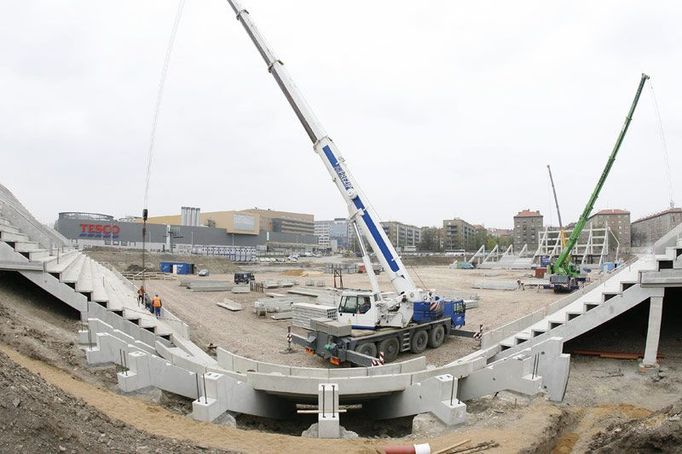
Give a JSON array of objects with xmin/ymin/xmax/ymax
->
[
  {"xmin": 55, "ymin": 212, "xmax": 259, "ymax": 260},
  {"xmin": 443, "ymin": 218, "xmax": 477, "ymax": 251},
  {"xmin": 513, "ymin": 209, "xmax": 543, "ymax": 252},
  {"xmin": 380, "ymin": 221, "xmax": 422, "ymax": 253},
  {"xmin": 588, "ymin": 209, "xmax": 631, "ymax": 256},
  {"xmin": 315, "ymin": 218, "xmax": 352, "ymax": 251},
  {"xmin": 56, "ymin": 206, "xmax": 318, "ymax": 258},
  {"xmin": 631, "ymin": 207, "xmax": 682, "ymax": 247},
  {"xmin": 145, "ymin": 207, "xmax": 317, "ymax": 251}
]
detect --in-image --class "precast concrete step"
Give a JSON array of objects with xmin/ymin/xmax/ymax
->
[
  {"xmin": 583, "ymin": 301, "xmax": 600, "ymax": 312},
  {"xmin": 1, "ymin": 231, "xmax": 29, "ymax": 243},
  {"xmin": 27, "ymin": 249, "xmax": 50, "ymax": 260},
  {"xmin": 61, "ymin": 254, "xmax": 86, "ymax": 284},
  {"xmin": 76, "ymin": 258, "xmax": 94, "ymax": 294},
  {"xmin": 601, "ymin": 292, "xmax": 621, "ymax": 303},
  {"xmin": 13, "ymin": 241, "xmax": 40, "ymax": 252},
  {"xmin": 566, "ymin": 310, "xmax": 583, "ymax": 321},
  {"xmin": 46, "ymin": 251, "xmax": 79, "ymax": 274},
  {"xmin": 0, "ymin": 218, "xmax": 12, "ymax": 227},
  {"xmin": 0, "ymin": 224, "xmax": 21, "ymax": 234},
  {"xmin": 530, "ymin": 328, "xmax": 546, "ymax": 338},
  {"xmin": 90, "ymin": 263, "xmax": 109, "ymax": 303}
]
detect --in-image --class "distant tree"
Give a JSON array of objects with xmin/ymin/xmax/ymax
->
[{"xmin": 419, "ymin": 227, "xmax": 444, "ymax": 252}]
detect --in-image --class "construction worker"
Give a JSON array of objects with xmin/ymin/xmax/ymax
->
[
  {"xmin": 152, "ymin": 294, "xmax": 162, "ymax": 318},
  {"xmin": 137, "ymin": 286, "xmax": 145, "ymax": 306}
]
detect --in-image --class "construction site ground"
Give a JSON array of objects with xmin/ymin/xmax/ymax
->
[
  {"xmin": 139, "ymin": 260, "xmax": 560, "ymax": 367},
  {"xmin": 1, "ymin": 255, "xmax": 681, "ymax": 453}
]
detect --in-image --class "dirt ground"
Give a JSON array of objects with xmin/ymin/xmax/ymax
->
[{"xmin": 2, "ymin": 254, "xmax": 681, "ymax": 453}]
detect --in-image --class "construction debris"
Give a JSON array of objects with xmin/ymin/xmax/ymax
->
[
  {"xmin": 188, "ymin": 280, "xmax": 231, "ymax": 292},
  {"xmin": 216, "ymin": 300, "xmax": 243, "ymax": 311},
  {"xmin": 231, "ymin": 285, "xmax": 250, "ymax": 294},
  {"xmin": 471, "ymin": 280, "xmax": 518, "ymax": 291}
]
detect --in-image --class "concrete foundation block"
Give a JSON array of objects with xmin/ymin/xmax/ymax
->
[
  {"xmin": 318, "ymin": 415, "xmax": 340, "ymax": 439},
  {"xmin": 117, "ymin": 350, "xmax": 152, "ymax": 392},
  {"xmin": 318, "ymin": 383, "xmax": 340, "ymax": 439},
  {"xmin": 432, "ymin": 399, "xmax": 467, "ymax": 426},
  {"xmin": 192, "ymin": 397, "xmax": 221, "ymax": 422},
  {"xmin": 192, "ymin": 372, "xmax": 229, "ymax": 422}
]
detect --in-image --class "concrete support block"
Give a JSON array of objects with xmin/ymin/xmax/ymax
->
[
  {"xmin": 118, "ymin": 350, "xmax": 152, "ymax": 392},
  {"xmin": 642, "ymin": 295, "xmax": 664, "ymax": 367},
  {"xmin": 192, "ymin": 372, "xmax": 229, "ymax": 422},
  {"xmin": 317, "ymin": 383, "xmax": 340, "ymax": 439},
  {"xmin": 365, "ymin": 374, "xmax": 467, "ymax": 426},
  {"xmin": 534, "ymin": 337, "xmax": 571, "ymax": 401}
]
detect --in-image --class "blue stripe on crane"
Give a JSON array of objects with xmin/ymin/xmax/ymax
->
[{"xmin": 321, "ymin": 144, "xmax": 400, "ymax": 273}]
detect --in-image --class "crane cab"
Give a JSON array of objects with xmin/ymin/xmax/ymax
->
[{"xmin": 337, "ymin": 290, "xmax": 381, "ymax": 330}]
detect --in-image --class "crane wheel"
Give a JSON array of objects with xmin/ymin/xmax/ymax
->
[
  {"xmin": 410, "ymin": 330, "xmax": 428, "ymax": 354},
  {"xmin": 428, "ymin": 324, "xmax": 445, "ymax": 348},
  {"xmin": 378, "ymin": 337, "xmax": 400, "ymax": 363},
  {"xmin": 355, "ymin": 342, "xmax": 378, "ymax": 358}
]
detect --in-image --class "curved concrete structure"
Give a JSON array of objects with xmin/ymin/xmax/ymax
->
[{"xmin": 2, "ymin": 183, "xmax": 681, "ymax": 437}]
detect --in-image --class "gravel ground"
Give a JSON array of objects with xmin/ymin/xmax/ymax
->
[{"xmin": 140, "ymin": 264, "xmax": 562, "ymax": 367}]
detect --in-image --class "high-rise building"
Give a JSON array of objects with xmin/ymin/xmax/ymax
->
[
  {"xmin": 631, "ymin": 207, "xmax": 682, "ymax": 247},
  {"xmin": 513, "ymin": 209, "xmax": 543, "ymax": 252},
  {"xmin": 380, "ymin": 221, "xmax": 422, "ymax": 252},
  {"xmin": 442, "ymin": 218, "xmax": 477, "ymax": 251},
  {"xmin": 315, "ymin": 218, "xmax": 351, "ymax": 251}
]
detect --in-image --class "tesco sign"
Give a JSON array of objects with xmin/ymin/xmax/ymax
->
[{"xmin": 79, "ymin": 223, "xmax": 120, "ymax": 238}]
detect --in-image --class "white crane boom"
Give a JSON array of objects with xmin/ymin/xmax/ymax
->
[{"xmin": 226, "ymin": 0, "xmax": 420, "ymax": 300}]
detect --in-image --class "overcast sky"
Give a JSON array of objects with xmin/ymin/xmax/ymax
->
[{"xmin": 1, "ymin": 1, "xmax": 680, "ymax": 229}]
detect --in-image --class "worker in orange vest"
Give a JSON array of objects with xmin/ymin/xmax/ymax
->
[{"xmin": 152, "ymin": 294, "xmax": 162, "ymax": 318}]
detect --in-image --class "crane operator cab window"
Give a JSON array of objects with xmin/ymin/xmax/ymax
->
[{"xmin": 339, "ymin": 295, "xmax": 372, "ymax": 314}]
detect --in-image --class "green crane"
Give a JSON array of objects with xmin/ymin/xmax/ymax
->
[{"xmin": 548, "ymin": 73, "xmax": 649, "ymax": 292}]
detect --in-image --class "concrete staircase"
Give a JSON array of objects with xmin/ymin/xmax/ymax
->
[
  {"xmin": 0, "ymin": 213, "xmax": 175, "ymax": 342},
  {"xmin": 486, "ymin": 239, "xmax": 682, "ymax": 363}
]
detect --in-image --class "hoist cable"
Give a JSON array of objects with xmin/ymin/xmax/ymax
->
[
  {"xmin": 141, "ymin": 0, "xmax": 186, "ymax": 293},
  {"xmin": 648, "ymin": 81, "xmax": 675, "ymax": 208}
]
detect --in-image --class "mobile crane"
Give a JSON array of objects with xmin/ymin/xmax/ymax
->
[
  {"xmin": 225, "ymin": 0, "xmax": 466, "ymax": 365},
  {"xmin": 547, "ymin": 73, "xmax": 649, "ymax": 292},
  {"xmin": 547, "ymin": 164, "xmax": 567, "ymax": 249}
]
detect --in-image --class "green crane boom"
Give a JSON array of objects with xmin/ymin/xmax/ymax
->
[{"xmin": 550, "ymin": 73, "xmax": 649, "ymax": 277}]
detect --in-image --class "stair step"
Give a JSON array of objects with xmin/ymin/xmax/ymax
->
[
  {"xmin": 27, "ymin": 249, "xmax": 49, "ymax": 260},
  {"xmin": 45, "ymin": 251, "xmax": 79, "ymax": 274},
  {"xmin": 584, "ymin": 302, "xmax": 600, "ymax": 312},
  {"xmin": 658, "ymin": 260, "xmax": 674, "ymax": 270},
  {"xmin": 549, "ymin": 321, "xmax": 563, "ymax": 329},
  {"xmin": 621, "ymin": 281, "xmax": 636, "ymax": 292},
  {"xmin": 602, "ymin": 292, "xmax": 620, "ymax": 302},
  {"xmin": 76, "ymin": 258, "xmax": 94, "ymax": 294},
  {"xmin": 0, "ymin": 224, "xmax": 21, "ymax": 235},
  {"xmin": 1, "ymin": 231, "xmax": 29, "ymax": 243},
  {"xmin": 567, "ymin": 311, "xmax": 582, "ymax": 321},
  {"xmin": 61, "ymin": 254, "xmax": 86, "ymax": 284},
  {"xmin": 90, "ymin": 263, "xmax": 109, "ymax": 303},
  {"xmin": 0, "ymin": 218, "xmax": 12, "ymax": 227},
  {"xmin": 13, "ymin": 241, "xmax": 40, "ymax": 252}
]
